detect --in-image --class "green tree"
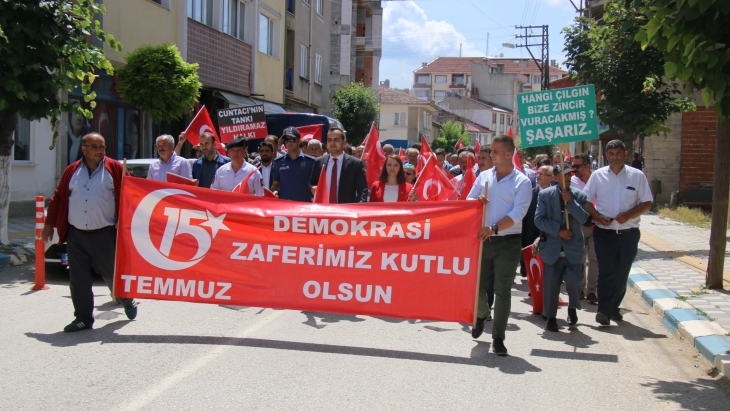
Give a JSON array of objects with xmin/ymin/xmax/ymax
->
[
  {"xmin": 331, "ymin": 82, "xmax": 379, "ymax": 146},
  {"xmin": 0, "ymin": 0, "xmax": 120, "ymax": 244},
  {"xmin": 634, "ymin": 0, "xmax": 730, "ymax": 289},
  {"xmin": 563, "ymin": 2, "xmax": 694, "ymax": 141},
  {"xmin": 432, "ymin": 121, "xmax": 469, "ymax": 151},
  {"xmin": 116, "ymin": 43, "xmax": 201, "ymax": 123}
]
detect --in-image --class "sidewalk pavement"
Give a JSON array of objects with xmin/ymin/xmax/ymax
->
[
  {"xmin": 631, "ymin": 213, "xmax": 730, "ymax": 378},
  {"xmin": 8, "ymin": 216, "xmax": 36, "ymax": 244}
]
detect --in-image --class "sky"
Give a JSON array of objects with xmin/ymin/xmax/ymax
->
[{"xmin": 381, "ymin": 0, "xmax": 580, "ymax": 89}]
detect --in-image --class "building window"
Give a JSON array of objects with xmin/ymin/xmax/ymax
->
[
  {"xmin": 452, "ymin": 74, "xmax": 465, "ymax": 86},
  {"xmin": 525, "ymin": 74, "xmax": 531, "ymax": 83},
  {"xmin": 394, "ymin": 112, "xmax": 406, "ymax": 126},
  {"xmin": 492, "ymin": 113, "xmax": 497, "ymax": 124},
  {"xmin": 467, "ymin": 75, "xmax": 472, "ymax": 84},
  {"xmin": 300, "ymin": 44, "xmax": 307, "ymax": 78},
  {"xmin": 550, "ymin": 75, "xmax": 558, "ymax": 82},
  {"xmin": 13, "ymin": 115, "xmax": 30, "ymax": 162},
  {"xmin": 434, "ymin": 75, "xmax": 446, "ymax": 84},
  {"xmin": 414, "ymin": 89, "xmax": 429, "ymax": 100},
  {"xmin": 150, "ymin": 0, "xmax": 170, "ymax": 8},
  {"xmin": 223, "ymin": 0, "xmax": 245, "ymax": 40},
  {"xmin": 533, "ymin": 75, "xmax": 541, "ymax": 84},
  {"xmin": 434, "ymin": 90, "xmax": 446, "ymax": 100},
  {"xmin": 423, "ymin": 112, "xmax": 431, "ymax": 129},
  {"xmin": 316, "ymin": 0, "xmax": 323, "ymax": 16},
  {"xmin": 259, "ymin": 14, "xmax": 274, "ymax": 56},
  {"xmin": 415, "ymin": 74, "xmax": 430, "ymax": 85},
  {"xmin": 286, "ymin": 0, "xmax": 294, "ymax": 14},
  {"xmin": 314, "ymin": 54, "xmax": 322, "ymax": 84},
  {"xmin": 188, "ymin": 0, "xmax": 213, "ymax": 26}
]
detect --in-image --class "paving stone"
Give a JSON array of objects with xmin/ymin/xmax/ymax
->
[{"xmin": 678, "ymin": 320, "xmax": 728, "ymax": 345}]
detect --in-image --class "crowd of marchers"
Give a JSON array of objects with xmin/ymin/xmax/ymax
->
[{"xmin": 42, "ymin": 126, "xmax": 652, "ymax": 359}]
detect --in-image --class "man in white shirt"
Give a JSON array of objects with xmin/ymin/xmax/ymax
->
[
  {"xmin": 210, "ymin": 137, "xmax": 263, "ymax": 195},
  {"xmin": 467, "ymin": 135, "xmax": 532, "ymax": 356},
  {"xmin": 583, "ymin": 140, "xmax": 653, "ymax": 326},
  {"xmin": 571, "ymin": 152, "xmax": 599, "ymax": 304}
]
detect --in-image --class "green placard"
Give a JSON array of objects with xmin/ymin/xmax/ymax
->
[{"xmin": 517, "ymin": 85, "xmax": 599, "ymax": 148}]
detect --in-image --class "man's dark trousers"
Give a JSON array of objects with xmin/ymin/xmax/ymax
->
[
  {"xmin": 477, "ymin": 237, "xmax": 521, "ymax": 340},
  {"xmin": 67, "ymin": 226, "xmax": 133, "ymax": 324},
  {"xmin": 593, "ymin": 227, "xmax": 640, "ymax": 318}
]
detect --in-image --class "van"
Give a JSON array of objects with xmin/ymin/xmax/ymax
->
[{"xmin": 250, "ymin": 113, "xmax": 342, "ymax": 153}]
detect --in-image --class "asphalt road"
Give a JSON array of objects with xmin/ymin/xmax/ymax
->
[{"xmin": 1, "ymin": 264, "xmax": 729, "ymax": 410}]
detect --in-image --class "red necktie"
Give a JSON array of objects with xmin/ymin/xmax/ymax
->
[{"xmin": 329, "ymin": 158, "xmax": 338, "ymax": 204}]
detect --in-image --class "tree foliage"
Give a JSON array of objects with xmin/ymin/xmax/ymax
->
[
  {"xmin": 633, "ymin": 0, "xmax": 730, "ymax": 117},
  {"xmin": 563, "ymin": 2, "xmax": 695, "ymax": 137},
  {"xmin": 0, "ymin": 0, "xmax": 120, "ymax": 153},
  {"xmin": 432, "ymin": 121, "xmax": 469, "ymax": 151},
  {"xmin": 331, "ymin": 82, "xmax": 379, "ymax": 146},
  {"xmin": 116, "ymin": 43, "xmax": 201, "ymax": 123}
]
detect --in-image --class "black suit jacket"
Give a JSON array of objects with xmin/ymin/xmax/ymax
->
[
  {"xmin": 521, "ymin": 185, "xmax": 541, "ymax": 247},
  {"xmin": 309, "ymin": 153, "xmax": 369, "ymax": 203}
]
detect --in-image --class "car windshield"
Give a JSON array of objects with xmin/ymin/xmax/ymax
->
[{"xmin": 127, "ymin": 164, "xmax": 150, "ymax": 178}]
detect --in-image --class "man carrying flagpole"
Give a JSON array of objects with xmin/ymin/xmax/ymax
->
[{"xmin": 466, "ymin": 134, "xmax": 532, "ymax": 356}]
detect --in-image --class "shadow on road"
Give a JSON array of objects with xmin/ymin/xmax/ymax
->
[
  {"xmin": 587, "ymin": 320, "xmax": 668, "ymax": 342},
  {"xmin": 641, "ymin": 378, "xmax": 730, "ymax": 410},
  {"xmin": 25, "ymin": 327, "xmax": 543, "ymax": 374}
]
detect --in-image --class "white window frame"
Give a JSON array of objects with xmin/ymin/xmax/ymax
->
[
  {"xmin": 300, "ymin": 44, "xmax": 308, "ymax": 78},
  {"xmin": 422, "ymin": 112, "xmax": 430, "ymax": 129},
  {"xmin": 12, "ymin": 115, "xmax": 31, "ymax": 163},
  {"xmin": 188, "ymin": 0, "xmax": 212, "ymax": 26},
  {"xmin": 314, "ymin": 54, "xmax": 322, "ymax": 84},
  {"xmin": 316, "ymin": 0, "xmax": 323, "ymax": 16},
  {"xmin": 434, "ymin": 90, "xmax": 447, "ymax": 100},
  {"xmin": 434, "ymin": 75, "xmax": 446, "ymax": 84},
  {"xmin": 533, "ymin": 75, "xmax": 541, "ymax": 84},
  {"xmin": 414, "ymin": 89, "xmax": 429, "ymax": 100},
  {"xmin": 452, "ymin": 74, "xmax": 465, "ymax": 86},
  {"xmin": 394, "ymin": 112, "xmax": 407, "ymax": 126},
  {"xmin": 259, "ymin": 12, "xmax": 279, "ymax": 58},
  {"xmin": 415, "ymin": 74, "xmax": 430, "ymax": 85}
]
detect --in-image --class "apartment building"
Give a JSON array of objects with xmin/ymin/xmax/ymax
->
[
  {"xmin": 378, "ymin": 86, "xmax": 437, "ymax": 149},
  {"xmin": 412, "ymin": 57, "xmax": 476, "ymax": 102}
]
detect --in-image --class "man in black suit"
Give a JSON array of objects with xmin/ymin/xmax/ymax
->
[{"xmin": 309, "ymin": 127, "xmax": 369, "ymax": 203}]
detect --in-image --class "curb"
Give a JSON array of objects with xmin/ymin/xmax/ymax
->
[{"xmin": 627, "ymin": 264, "xmax": 730, "ymax": 376}]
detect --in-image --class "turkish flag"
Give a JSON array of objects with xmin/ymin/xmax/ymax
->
[
  {"xmin": 361, "ymin": 123, "xmax": 385, "ymax": 190},
  {"xmin": 398, "ymin": 148, "xmax": 406, "ymax": 162},
  {"xmin": 475, "ymin": 139, "xmax": 480, "ymax": 153},
  {"xmin": 522, "ymin": 246, "xmax": 544, "ymax": 314},
  {"xmin": 565, "ymin": 149, "xmax": 572, "ymax": 162},
  {"xmin": 420, "ymin": 134, "xmax": 433, "ymax": 156},
  {"xmin": 312, "ymin": 163, "xmax": 329, "ymax": 204},
  {"xmin": 460, "ymin": 156, "xmax": 476, "ymax": 200},
  {"xmin": 297, "ymin": 124, "xmax": 322, "ymax": 142},
  {"xmin": 454, "ymin": 139, "xmax": 464, "ymax": 150},
  {"xmin": 263, "ymin": 187, "xmax": 277, "ymax": 199},
  {"xmin": 513, "ymin": 150, "xmax": 523, "ymax": 172},
  {"xmin": 185, "ymin": 106, "xmax": 224, "ymax": 155},
  {"xmin": 507, "ymin": 127, "xmax": 514, "ymax": 138},
  {"xmin": 413, "ymin": 155, "xmax": 458, "ymax": 201},
  {"xmin": 231, "ymin": 170, "xmax": 256, "ymax": 194},
  {"xmin": 166, "ymin": 172, "xmax": 197, "ymax": 186}
]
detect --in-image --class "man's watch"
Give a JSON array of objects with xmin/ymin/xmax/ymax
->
[{"xmin": 491, "ymin": 224, "xmax": 499, "ymax": 235}]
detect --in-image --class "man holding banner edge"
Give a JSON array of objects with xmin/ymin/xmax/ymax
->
[{"xmin": 466, "ymin": 135, "xmax": 532, "ymax": 356}]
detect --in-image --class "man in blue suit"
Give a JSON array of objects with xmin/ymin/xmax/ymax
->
[{"xmin": 534, "ymin": 162, "xmax": 590, "ymax": 331}]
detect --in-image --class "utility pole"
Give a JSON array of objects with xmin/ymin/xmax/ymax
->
[
  {"xmin": 486, "ymin": 32, "xmax": 489, "ymax": 56},
  {"xmin": 515, "ymin": 25, "xmax": 549, "ymax": 90}
]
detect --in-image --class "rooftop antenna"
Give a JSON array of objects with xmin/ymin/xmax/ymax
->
[{"xmin": 460, "ymin": 43, "xmax": 462, "ymax": 57}]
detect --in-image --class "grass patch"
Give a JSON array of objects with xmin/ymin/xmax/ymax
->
[{"xmin": 656, "ymin": 205, "xmax": 711, "ymax": 229}]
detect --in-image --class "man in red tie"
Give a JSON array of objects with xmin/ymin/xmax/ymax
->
[{"xmin": 309, "ymin": 127, "xmax": 369, "ymax": 203}]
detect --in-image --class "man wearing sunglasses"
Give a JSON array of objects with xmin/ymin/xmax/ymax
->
[
  {"xmin": 271, "ymin": 127, "xmax": 316, "ymax": 202},
  {"xmin": 42, "ymin": 133, "xmax": 138, "ymax": 332},
  {"xmin": 571, "ymin": 153, "xmax": 599, "ymax": 305}
]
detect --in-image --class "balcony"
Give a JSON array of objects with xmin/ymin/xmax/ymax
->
[{"xmin": 413, "ymin": 83, "xmax": 431, "ymax": 88}]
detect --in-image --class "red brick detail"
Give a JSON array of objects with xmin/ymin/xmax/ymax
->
[
  {"xmin": 187, "ymin": 19, "xmax": 252, "ymax": 96},
  {"xmin": 356, "ymin": 23, "xmax": 366, "ymax": 37},
  {"xmin": 680, "ymin": 107, "xmax": 718, "ymax": 191}
]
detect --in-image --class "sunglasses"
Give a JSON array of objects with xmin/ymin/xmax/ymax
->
[{"xmin": 283, "ymin": 137, "xmax": 298, "ymax": 143}]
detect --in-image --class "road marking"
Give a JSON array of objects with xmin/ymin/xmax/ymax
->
[{"xmin": 119, "ymin": 309, "xmax": 285, "ymax": 411}]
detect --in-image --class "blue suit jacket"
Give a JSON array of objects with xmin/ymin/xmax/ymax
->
[{"xmin": 534, "ymin": 185, "xmax": 589, "ymax": 265}]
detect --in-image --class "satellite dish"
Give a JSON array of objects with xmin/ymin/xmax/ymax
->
[{"xmin": 500, "ymin": 53, "xmax": 504, "ymax": 57}]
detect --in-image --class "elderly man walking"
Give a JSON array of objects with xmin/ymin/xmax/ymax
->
[
  {"xmin": 147, "ymin": 134, "xmax": 192, "ymax": 181},
  {"xmin": 535, "ymin": 163, "xmax": 589, "ymax": 331},
  {"xmin": 42, "ymin": 133, "xmax": 137, "ymax": 332}
]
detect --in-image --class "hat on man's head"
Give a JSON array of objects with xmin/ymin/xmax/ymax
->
[
  {"xmin": 553, "ymin": 162, "xmax": 574, "ymax": 175},
  {"xmin": 226, "ymin": 136, "xmax": 249, "ymax": 150},
  {"xmin": 281, "ymin": 126, "xmax": 301, "ymax": 140}
]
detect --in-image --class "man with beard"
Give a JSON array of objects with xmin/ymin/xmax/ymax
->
[
  {"xmin": 257, "ymin": 141, "xmax": 275, "ymax": 189},
  {"xmin": 192, "ymin": 132, "xmax": 231, "ymax": 188}
]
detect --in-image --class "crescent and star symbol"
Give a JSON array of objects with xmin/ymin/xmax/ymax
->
[
  {"xmin": 131, "ymin": 189, "xmax": 229, "ymax": 270},
  {"xmin": 422, "ymin": 179, "xmax": 442, "ymax": 201}
]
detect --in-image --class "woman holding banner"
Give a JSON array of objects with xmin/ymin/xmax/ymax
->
[{"xmin": 370, "ymin": 155, "xmax": 415, "ymax": 202}]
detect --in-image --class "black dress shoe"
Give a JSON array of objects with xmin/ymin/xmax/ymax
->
[
  {"xmin": 545, "ymin": 318, "xmax": 559, "ymax": 332},
  {"xmin": 63, "ymin": 319, "xmax": 92, "ymax": 332},
  {"xmin": 612, "ymin": 309, "xmax": 624, "ymax": 321},
  {"xmin": 567, "ymin": 308, "xmax": 578, "ymax": 326},
  {"xmin": 472, "ymin": 317, "xmax": 486, "ymax": 338},
  {"xmin": 595, "ymin": 311, "xmax": 610, "ymax": 326},
  {"xmin": 587, "ymin": 293, "xmax": 598, "ymax": 305},
  {"xmin": 492, "ymin": 338, "xmax": 508, "ymax": 356}
]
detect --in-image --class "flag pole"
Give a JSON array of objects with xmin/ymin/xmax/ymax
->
[
  {"xmin": 473, "ymin": 179, "xmax": 488, "ymax": 327},
  {"xmin": 560, "ymin": 151, "xmax": 570, "ymax": 230},
  {"xmin": 112, "ymin": 158, "xmax": 127, "ymax": 299}
]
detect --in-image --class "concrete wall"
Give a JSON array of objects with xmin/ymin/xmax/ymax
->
[
  {"xmin": 379, "ymin": 104, "xmax": 410, "ymax": 142},
  {"xmin": 103, "ymin": 0, "xmax": 180, "ymax": 66},
  {"xmin": 470, "ymin": 62, "xmax": 522, "ymax": 110},
  {"xmin": 10, "ymin": 118, "xmax": 59, "ymax": 216},
  {"xmin": 257, "ymin": 0, "xmax": 286, "ymax": 104},
  {"xmin": 437, "ymin": 97, "xmax": 492, "ymax": 129}
]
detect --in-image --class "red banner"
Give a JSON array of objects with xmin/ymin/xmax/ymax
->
[{"xmin": 114, "ymin": 177, "xmax": 484, "ymax": 323}]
